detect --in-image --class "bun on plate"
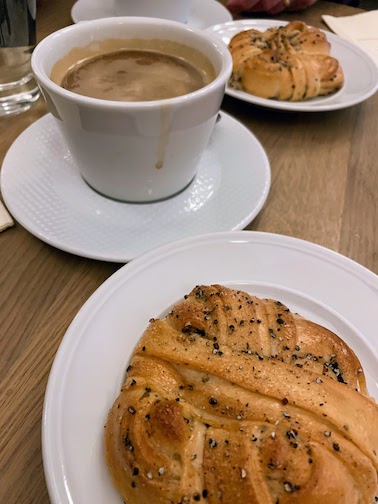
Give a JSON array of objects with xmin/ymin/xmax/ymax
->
[
  {"xmin": 105, "ymin": 284, "xmax": 378, "ymax": 504},
  {"xmin": 228, "ymin": 21, "xmax": 344, "ymax": 101}
]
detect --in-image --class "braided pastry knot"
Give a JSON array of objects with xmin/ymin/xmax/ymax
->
[
  {"xmin": 229, "ymin": 21, "xmax": 344, "ymax": 101},
  {"xmin": 105, "ymin": 285, "xmax": 378, "ymax": 504}
]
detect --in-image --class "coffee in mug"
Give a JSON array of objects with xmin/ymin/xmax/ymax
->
[{"xmin": 54, "ymin": 41, "xmax": 216, "ymax": 102}]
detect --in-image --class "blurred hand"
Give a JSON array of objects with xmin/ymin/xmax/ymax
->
[{"xmin": 226, "ymin": 0, "xmax": 318, "ymax": 15}]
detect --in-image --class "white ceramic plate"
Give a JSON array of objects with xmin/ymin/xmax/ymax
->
[
  {"xmin": 0, "ymin": 113, "xmax": 270, "ymax": 262},
  {"xmin": 43, "ymin": 231, "xmax": 378, "ymax": 504},
  {"xmin": 71, "ymin": 0, "xmax": 232, "ymax": 29},
  {"xmin": 206, "ymin": 19, "xmax": 378, "ymax": 112}
]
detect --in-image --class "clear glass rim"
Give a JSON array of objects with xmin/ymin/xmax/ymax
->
[{"xmin": 0, "ymin": 72, "xmax": 35, "ymax": 91}]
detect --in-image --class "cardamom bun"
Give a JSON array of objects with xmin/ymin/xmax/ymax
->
[
  {"xmin": 105, "ymin": 284, "xmax": 378, "ymax": 504},
  {"xmin": 229, "ymin": 21, "xmax": 344, "ymax": 101}
]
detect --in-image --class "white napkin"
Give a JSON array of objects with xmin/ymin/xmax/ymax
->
[
  {"xmin": 323, "ymin": 10, "xmax": 378, "ymax": 67},
  {"xmin": 0, "ymin": 199, "xmax": 14, "ymax": 232}
]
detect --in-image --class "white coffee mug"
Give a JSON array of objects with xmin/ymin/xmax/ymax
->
[
  {"xmin": 31, "ymin": 17, "xmax": 232, "ymax": 202},
  {"xmin": 114, "ymin": 0, "xmax": 193, "ymax": 23}
]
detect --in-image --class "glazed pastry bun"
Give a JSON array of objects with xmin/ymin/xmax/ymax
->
[
  {"xmin": 228, "ymin": 21, "xmax": 344, "ymax": 101},
  {"xmin": 105, "ymin": 284, "xmax": 377, "ymax": 504}
]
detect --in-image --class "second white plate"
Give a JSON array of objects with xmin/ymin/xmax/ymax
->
[
  {"xmin": 207, "ymin": 19, "xmax": 378, "ymax": 112},
  {"xmin": 71, "ymin": 0, "xmax": 232, "ymax": 29}
]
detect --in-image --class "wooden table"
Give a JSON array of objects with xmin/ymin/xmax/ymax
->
[{"xmin": 0, "ymin": 1, "xmax": 376, "ymax": 502}]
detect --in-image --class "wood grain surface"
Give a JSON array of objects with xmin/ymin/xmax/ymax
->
[{"xmin": 0, "ymin": 1, "xmax": 376, "ymax": 503}]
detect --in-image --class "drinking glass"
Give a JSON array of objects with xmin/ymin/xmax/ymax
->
[{"xmin": 0, "ymin": 0, "xmax": 40, "ymax": 116}]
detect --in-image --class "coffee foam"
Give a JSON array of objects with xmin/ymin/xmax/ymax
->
[
  {"xmin": 51, "ymin": 38, "xmax": 216, "ymax": 93},
  {"xmin": 61, "ymin": 50, "xmax": 211, "ymax": 102}
]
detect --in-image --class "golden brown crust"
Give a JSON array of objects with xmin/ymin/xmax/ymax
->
[
  {"xmin": 105, "ymin": 285, "xmax": 378, "ymax": 504},
  {"xmin": 228, "ymin": 21, "xmax": 344, "ymax": 101}
]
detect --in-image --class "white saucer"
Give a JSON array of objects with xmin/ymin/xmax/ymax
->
[
  {"xmin": 71, "ymin": 0, "xmax": 232, "ymax": 29},
  {"xmin": 207, "ymin": 19, "xmax": 378, "ymax": 112},
  {"xmin": 0, "ymin": 113, "xmax": 270, "ymax": 262}
]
